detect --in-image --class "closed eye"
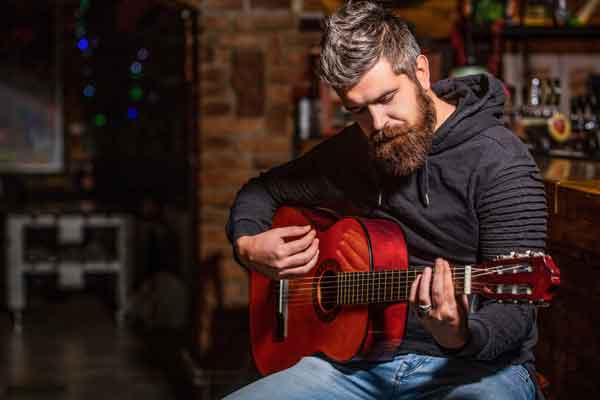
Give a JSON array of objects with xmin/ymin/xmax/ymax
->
[
  {"xmin": 380, "ymin": 94, "xmax": 394, "ymax": 104},
  {"xmin": 346, "ymin": 89, "xmax": 398, "ymax": 114},
  {"xmin": 348, "ymin": 107, "xmax": 366, "ymax": 115}
]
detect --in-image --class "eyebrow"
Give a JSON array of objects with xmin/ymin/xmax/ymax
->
[{"xmin": 345, "ymin": 89, "xmax": 398, "ymax": 112}]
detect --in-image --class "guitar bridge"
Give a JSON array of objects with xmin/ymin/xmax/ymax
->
[{"xmin": 275, "ymin": 280, "xmax": 288, "ymax": 341}]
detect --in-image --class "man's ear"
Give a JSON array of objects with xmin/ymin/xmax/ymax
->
[{"xmin": 415, "ymin": 54, "xmax": 431, "ymax": 91}]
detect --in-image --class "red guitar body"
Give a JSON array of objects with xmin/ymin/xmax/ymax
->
[{"xmin": 250, "ymin": 206, "xmax": 408, "ymax": 376}]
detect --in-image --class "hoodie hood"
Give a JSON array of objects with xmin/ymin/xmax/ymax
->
[
  {"xmin": 417, "ymin": 73, "xmax": 507, "ymax": 207},
  {"xmin": 430, "ymin": 73, "xmax": 506, "ymax": 154}
]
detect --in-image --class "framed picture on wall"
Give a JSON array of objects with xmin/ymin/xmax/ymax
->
[{"xmin": 0, "ymin": 1, "xmax": 63, "ymax": 174}]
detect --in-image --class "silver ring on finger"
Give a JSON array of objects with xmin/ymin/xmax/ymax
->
[{"xmin": 417, "ymin": 303, "xmax": 433, "ymax": 318}]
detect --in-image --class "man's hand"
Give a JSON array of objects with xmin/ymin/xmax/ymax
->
[
  {"xmin": 236, "ymin": 225, "xmax": 320, "ymax": 280},
  {"xmin": 409, "ymin": 258, "xmax": 470, "ymax": 350}
]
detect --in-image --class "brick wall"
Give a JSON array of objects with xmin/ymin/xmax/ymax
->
[
  {"xmin": 191, "ymin": 0, "xmax": 456, "ymax": 309},
  {"xmin": 195, "ymin": 0, "xmax": 321, "ymax": 307}
]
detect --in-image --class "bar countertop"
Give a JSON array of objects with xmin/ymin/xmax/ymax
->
[{"xmin": 536, "ymin": 156, "xmax": 600, "ymax": 188}]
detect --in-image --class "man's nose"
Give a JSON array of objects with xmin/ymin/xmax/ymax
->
[{"xmin": 369, "ymin": 106, "xmax": 387, "ymax": 132}]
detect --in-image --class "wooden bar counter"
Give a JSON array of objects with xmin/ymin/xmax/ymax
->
[{"xmin": 535, "ymin": 157, "xmax": 600, "ymax": 398}]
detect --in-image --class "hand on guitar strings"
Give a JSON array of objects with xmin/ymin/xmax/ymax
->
[
  {"xmin": 236, "ymin": 225, "xmax": 320, "ymax": 280},
  {"xmin": 409, "ymin": 258, "xmax": 471, "ymax": 350}
]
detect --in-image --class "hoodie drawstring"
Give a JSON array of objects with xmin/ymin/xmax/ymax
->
[{"xmin": 419, "ymin": 159, "xmax": 431, "ymax": 208}]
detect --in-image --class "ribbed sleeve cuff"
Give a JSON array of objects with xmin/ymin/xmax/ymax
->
[
  {"xmin": 440, "ymin": 317, "xmax": 489, "ymax": 358},
  {"xmin": 453, "ymin": 317, "xmax": 489, "ymax": 358},
  {"xmin": 230, "ymin": 219, "xmax": 265, "ymax": 242},
  {"xmin": 226, "ymin": 219, "xmax": 265, "ymax": 269}
]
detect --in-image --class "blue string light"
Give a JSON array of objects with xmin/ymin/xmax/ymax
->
[
  {"xmin": 127, "ymin": 107, "xmax": 139, "ymax": 120},
  {"xmin": 130, "ymin": 62, "xmax": 142, "ymax": 75},
  {"xmin": 83, "ymin": 84, "xmax": 95, "ymax": 97},
  {"xmin": 77, "ymin": 38, "xmax": 89, "ymax": 50}
]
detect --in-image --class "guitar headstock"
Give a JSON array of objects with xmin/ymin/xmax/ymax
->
[{"xmin": 472, "ymin": 252, "xmax": 560, "ymax": 306}]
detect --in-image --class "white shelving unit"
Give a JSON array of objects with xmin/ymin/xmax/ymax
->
[{"xmin": 5, "ymin": 213, "xmax": 133, "ymax": 332}]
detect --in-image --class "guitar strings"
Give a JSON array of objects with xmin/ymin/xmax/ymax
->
[
  {"xmin": 276, "ymin": 274, "xmax": 521, "ymax": 305},
  {"xmin": 260, "ymin": 264, "xmax": 531, "ymax": 306},
  {"xmin": 279, "ymin": 281, "xmax": 490, "ymax": 296},
  {"xmin": 269, "ymin": 264, "xmax": 528, "ymax": 289},
  {"xmin": 280, "ymin": 283, "xmax": 492, "ymax": 306},
  {"xmin": 272, "ymin": 278, "xmax": 489, "ymax": 293},
  {"xmin": 271, "ymin": 264, "xmax": 522, "ymax": 285}
]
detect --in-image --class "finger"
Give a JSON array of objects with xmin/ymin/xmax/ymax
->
[
  {"xmin": 418, "ymin": 267, "xmax": 433, "ymax": 306},
  {"xmin": 282, "ymin": 229, "xmax": 316, "ymax": 255},
  {"xmin": 281, "ymin": 238, "xmax": 319, "ymax": 269},
  {"xmin": 280, "ymin": 248, "xmax": 320, "ymax": 279},
  {"xmin": 431, "ymin": 259, "xmax": 445, "ymax": 309},
  {"xmin": 274, "ymin": 225, "xmax": 312, "ymax": 239},
  {"xmin": 409, "ymin": 273, "xmax": 422, "ymax": 308},
  {"xmin": 442, "ymin": 259, "xmax": 457, "ymax": 306}
]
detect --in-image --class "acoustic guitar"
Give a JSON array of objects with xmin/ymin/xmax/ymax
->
[{"xmin": 250, "ymin": 206, "xmax": 560, "ymax": 376}]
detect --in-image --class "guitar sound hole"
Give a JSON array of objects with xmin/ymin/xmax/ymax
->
[
  {"xmin": 318, "ymin": 270, "xmax": 338, "ymax": 312},
  {"xmin": 312, "ymin": 260, "xmax": 340, "ymax": 322}
]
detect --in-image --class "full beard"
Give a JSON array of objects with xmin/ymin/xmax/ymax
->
[{"xmin": 368, "ymin": 84, "xmax": 437, "ymax": 177}]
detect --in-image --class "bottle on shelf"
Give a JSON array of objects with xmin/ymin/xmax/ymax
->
[
  {"xmin": 553, "ymin": 0, "xmax": 570, "ymax": 27},
  {"xmin": 294, "ymin": 54, "xmax": 322, "ymax": 145}
]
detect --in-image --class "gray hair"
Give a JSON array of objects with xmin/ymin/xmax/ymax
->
[{"xmin": 318, "ymin": 0, "xmax": 421, "ymax": 91}]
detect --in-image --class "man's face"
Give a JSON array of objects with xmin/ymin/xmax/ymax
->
[{"xmin": 340, "ymin": 57, "xmax": 436, "ymax": 177}]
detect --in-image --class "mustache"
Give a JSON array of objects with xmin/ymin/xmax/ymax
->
[{"xmin": 370, "ymin": 123, "xmax": 412, "ymax": 145}]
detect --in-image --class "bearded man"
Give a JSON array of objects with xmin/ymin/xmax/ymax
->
[{"xmin": 224, "ymin": 1, "xmax": 547, "ymax": 399}]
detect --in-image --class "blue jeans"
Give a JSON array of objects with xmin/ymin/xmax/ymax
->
[{"xmin": 223, "ymin": 353, "xmax": 535, "ymax": 399}]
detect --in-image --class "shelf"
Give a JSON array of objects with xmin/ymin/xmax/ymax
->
[{"xmin": 503, "ymin": 26, "xmax": 600, "ymax": 39}]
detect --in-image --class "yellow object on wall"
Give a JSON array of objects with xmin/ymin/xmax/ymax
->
[{"xmin": 319, "ymin": 0, "xmax": 457, "ymax": 39}]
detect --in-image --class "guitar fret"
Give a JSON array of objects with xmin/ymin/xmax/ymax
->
[
  {"xmin": 340, "ymin": 273, "xmax": 346, "ymax": 304},
  {"xmin": 363, "ymin": 272, "xmax": 366, "ymax": 304},
  {"xmin": 405, "ymin": 268, "xmax": 408, "ymax": 302},
  {"xmin": 352, "ymin": 272, "xmax": 356, "ymax": 305},
  {"xmin": 359, "ymin": 272, "xmax": 362, "ymax": 304},
  {"xmin": 356, "ymin": 273, "xmax": 358, "ymax": 304},
  {"xmin": 397, "ymin": 270, "xmax": 400, "ymax": 302},
  {"xmin": 363, "ymin": 272, "xmax": 367, "ymax": 305},
  {"xmin": 375, "ymin": 274, "xmax": 381, "ymax": 303},
  {"xmin": 345, "ymin": 272, "xmax": 348, "ymax": 305},
  {"xmin": 380, "ymin": 270, "xmax": 383, "ymax": 302},
  {"xmin": 369, "ymin": 272, "xmax": 372, "ymax": 304},
  {"xmin": 351, "ymin": 272, "xmax": 354, "ymax": 305},
  {"xmin": 359, "ymin": 272, "xmax": 363, "ymax": 304},
  {"xmin": 355, "ymin": 272, "xmax": 358, "ymax": 305},
  {"xmin": 337, "ymin": 271, "xmax": 340, "ymax": 305},
  {"xmin": 347, "ymin": 272, "xmax": 350, "ymax": 304},
  {"xmin": 384, "ymin": 270, "xmax": 387, "ymax": 302},
  {"xmin": 391, "ymin": 271, "xmax": 394, "ymax": 302},
  {"xmin": 343, "ymin": 272, "xmax": 346, "ymax": 305}
]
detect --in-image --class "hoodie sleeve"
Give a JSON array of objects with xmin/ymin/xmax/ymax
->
[
  {"xmin": 456, "ymin": 128, "xmax": 547, "ymax": 360},
  {"xmin": 225, "ymin": 130, "xmax": 361, "ymax": 251}
]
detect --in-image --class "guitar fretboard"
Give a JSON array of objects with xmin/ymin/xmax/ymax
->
[{"xmin": 334, "ymin": 267, "xmax": 469, "ymax": 305}]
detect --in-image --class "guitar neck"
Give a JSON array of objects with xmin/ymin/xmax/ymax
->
[{"xmin": 335, "ymin": 266, "xmax": 472, "ymax": 305}]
